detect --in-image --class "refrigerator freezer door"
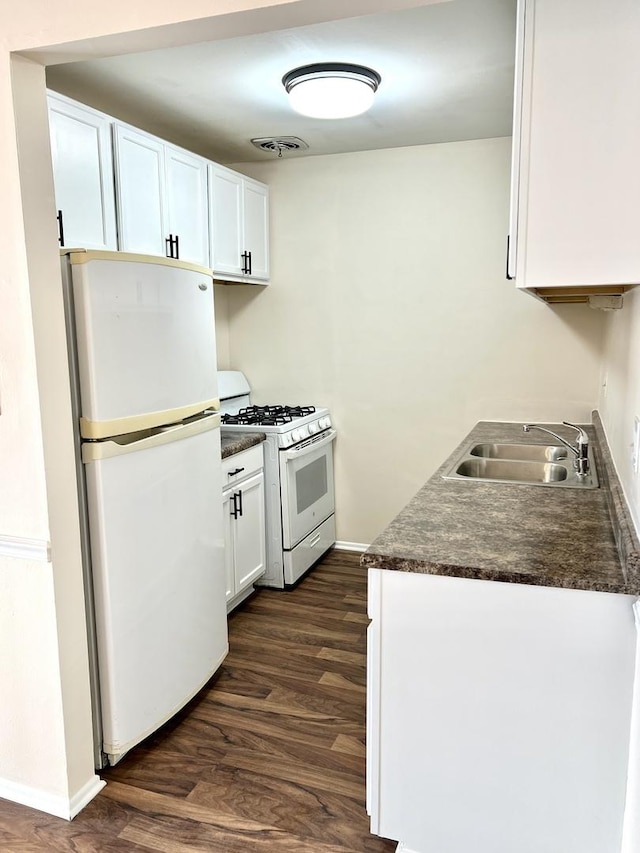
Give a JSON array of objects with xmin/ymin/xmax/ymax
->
[
  {"xmin": 69, "ymin": 252, "xmax": 218, "ymax": 437},
  {"xmin": 84, "ymin": 415, "xmax": 227, "ymax": 763}
]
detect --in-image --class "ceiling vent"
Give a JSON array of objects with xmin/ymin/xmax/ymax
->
[{"xmin": 251, "ymin": 137, "xmax": 309, "ymax": 157}]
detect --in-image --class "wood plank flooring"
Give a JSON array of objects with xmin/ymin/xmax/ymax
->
[{"xmin": 0, "ymin": 550, "xmax": 396, "ymax": 852}]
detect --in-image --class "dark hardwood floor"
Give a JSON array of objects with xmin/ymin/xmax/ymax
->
[{"xmin": 0, "ymin": 550, "xmax": 397, "ymax": 852}]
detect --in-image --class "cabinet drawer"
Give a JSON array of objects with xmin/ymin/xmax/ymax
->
[{"xmin": 221, "ymin": 443, "xmax": 263, "ymax": 487}]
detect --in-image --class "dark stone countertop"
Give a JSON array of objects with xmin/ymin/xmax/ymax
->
[
  {"xmin": 362, "ymin": 419, "xmax": 640, "ymax": 596},
  {"xmin": 221, "ymin": 431, "xmax": 266, "ymax": 459}
]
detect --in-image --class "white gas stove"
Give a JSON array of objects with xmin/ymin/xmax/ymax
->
[{"xmin": 218, "ymin": 371, "xmax": 336, "ymax": 587}]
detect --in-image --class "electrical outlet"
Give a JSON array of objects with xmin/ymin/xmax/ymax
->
[{"xmin": 633, "ymin": 417, "xmax": 640, "ymax": 474}]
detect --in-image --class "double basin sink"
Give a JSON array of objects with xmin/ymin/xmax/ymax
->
[{"xmin": 443, "ymin": 442, "xmax": 599, "ymax": 489}]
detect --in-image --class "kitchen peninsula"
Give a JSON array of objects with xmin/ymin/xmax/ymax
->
[{"xmin": 362, "ymin": 417, "xmax": 640, "ymax": 853}]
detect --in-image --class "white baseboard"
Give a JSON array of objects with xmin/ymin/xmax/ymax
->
[
  {"xmin": 0, "ymin": 773, "xmax": 105, "ymax": 820},
  {"xmin": 396, "ymin": 844, "xmax": 420, "ymax": 853},
  {"xmin": 0, "ymin": 534, "xmax": 51, "ymax": 562},
  {"xmin": 69, "ymin": 775, "xmax": 106, "ymax": 819},
  {"xmin": 335, "ymin": 540, "xmax": 370, "ymax": 553}
]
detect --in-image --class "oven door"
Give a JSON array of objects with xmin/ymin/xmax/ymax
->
[{"xmin": 279, "ymin": 429, "xmax": 336, "ymax": 549}]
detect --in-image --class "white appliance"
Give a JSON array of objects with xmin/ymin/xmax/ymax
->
[
  {"xmin": 218, "ymin": 371, "xmax": 336, "ymax": 588},
  {"xmin": 61, "ymin": 249, "xmax": 228, "ymax": 767}
]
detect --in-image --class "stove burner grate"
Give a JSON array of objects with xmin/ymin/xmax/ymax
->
[{"xmin": 221, "ymin": 404, "xmax": 316, "ymax": 427}]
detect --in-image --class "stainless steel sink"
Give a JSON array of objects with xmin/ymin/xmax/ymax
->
[
  {"xmin": 469, "ymin": 443, "xmax": 568, "ymax": 463},
  {"xmin": 443, "ymin": 441, "xmax": 599, "ymax": 489},
  {"xmin": 455, "ymin": 458, "xmax": 568, "ymax": 484}
]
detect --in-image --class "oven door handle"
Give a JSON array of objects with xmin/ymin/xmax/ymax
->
[{"xmin": 280, "ymin": 429, "xmax": 337, "ymax": 460}]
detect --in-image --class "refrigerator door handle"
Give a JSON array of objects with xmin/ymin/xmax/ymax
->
[{"xmin": 82, "ymin": 413, "xmax": 220, "ymax": 464}]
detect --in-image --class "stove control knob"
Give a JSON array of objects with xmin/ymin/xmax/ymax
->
[
  {"xmin": 291, "ymin": 429, "xmax": 301, "ymax": 443},
  {"xmin": 299, "ymin": 425, "xmax": 310, "ymax": 439},
  {"xmin": 308, "ymin": 422, "xmax": 318, "ymax": 435},
  {"xmin": 320, "ymin": 416, "xmax": 331, "ymax": 430},
  {"xmin": 281, "ymin": 434, "xmax": 292, "ymax": 447}
]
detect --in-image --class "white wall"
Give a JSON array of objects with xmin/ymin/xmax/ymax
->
[
  {"xmin": 0, "ymin": 53, "xmax": 100, "ymax": 818},
  {"xmin": 214, "ymin": 284, "xmax": 232, "ymax": 369},
  {"xmin": 226, "ymin": 138, "xmax": 606, "ymax": 544},
  {"xmin": 599, "ymin": 289, "xmax": 640, "ymax": 536}
]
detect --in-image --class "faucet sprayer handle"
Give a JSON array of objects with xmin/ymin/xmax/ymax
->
[{"xmin": 562, "ymin": 421, "xmax": 589, "ymax": 445}]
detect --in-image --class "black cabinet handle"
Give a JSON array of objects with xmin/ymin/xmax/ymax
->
[
  {"xmin": 165, "ymin": 234, "xmax": 180, "ymax": 259},
  {"xmin": 247, "ymin": 250, "xmax": 252, "ymax": 276},
  {"xmin": 506, "ymin": 235, "xmax": 514, "ymax": 280},
  {"xmin": 230, "ymin": 491, "xmax": 243, "ymax": 519},
  {"xmin": 230, "ymin": 493, "xmax": 239, "ymax": 519},
  {"xmin": 228, "ymin": 467, "xmax": 245, "ymax": 477},
  {"xmin": 57, "ymin": 210, "xmax": 65, "ymax": 247}
]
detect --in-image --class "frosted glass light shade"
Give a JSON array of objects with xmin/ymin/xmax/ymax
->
[{"xmin": 283, "ymin": 63, "xmax": 381, "ymax": 120}]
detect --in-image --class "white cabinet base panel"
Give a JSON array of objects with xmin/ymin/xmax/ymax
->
[{"xmin": 226, "ymin": 583, "xmax": 256, "ymax": 614}]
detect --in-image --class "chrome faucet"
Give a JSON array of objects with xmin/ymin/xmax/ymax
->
[{"xmin": 522, "ymin": 421, "xmax": 590, "ymax": 477}]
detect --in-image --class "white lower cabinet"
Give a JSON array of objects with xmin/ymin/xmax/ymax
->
[
  {"xmin": 367, "ymin": 568, "xmax": 637, "ymax": 853},
  {"xmin": 222, "ymin": 446, "xmax": 266, "ymax": 610}
]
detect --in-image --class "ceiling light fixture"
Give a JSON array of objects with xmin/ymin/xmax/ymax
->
[{"xmin": 282, "ymin": 62, "xmax": 381, "ymax": 120}]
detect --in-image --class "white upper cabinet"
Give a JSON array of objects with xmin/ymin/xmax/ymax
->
[
  {"xmin": 208, "ymin": 165, "xmax": 244, "ymax": 277},
  {"xmin": 114, "ymin": 125, "xmax": 166, "ymax": 257},
  {"xmin": 114, "ymin": 124, "xmax": 209, "ymax": 267},
  {"xmin": 47, "ymin": 93, "xmax": 117, "ymax": 251},
  {"xmin": 509, "ymin": 0, "xmax": 640, "ymax": 300},
  {"xmin": 165, "ymin": 146, "xmax": 209, "ymax": 268},
  {"xmin": 209, "ymin": 164, "xmax": 270, "ymax": 283},
  {"xmin": 47, "ymin": 94, "xmax": 268, "ymax": 276},
  {"xmin": 243, "ymin": 179, "xmax": 270, "ymax": 282}
]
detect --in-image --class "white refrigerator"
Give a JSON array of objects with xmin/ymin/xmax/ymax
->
[{"xmin": 62, "ymin": 249, "xmax": 228, "ymax": 767}]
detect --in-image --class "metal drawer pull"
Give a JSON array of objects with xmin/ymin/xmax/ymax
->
[
  {"xmin": 230, "ymin": 493, "xmax": 239, "ymax": 519},
  {"xmin": 228, "ymin": 467, "xmax": 245, "ymax": 477},
  {"xmin": 309, "ymin": 533, "xmax": 321, "ymax": 548},
  {"xmin": 237, "ymin": 489, "xmax": 243, "ymax": 517}
]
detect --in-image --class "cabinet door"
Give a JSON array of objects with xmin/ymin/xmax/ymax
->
[
  {"xmin": 114, "ymin": 124, "xmax": 167, "ymax": 257},
  {"xmin": 243, "ymin": 179, "xmax": 270, "ymax": 281},
  {"xmin": 48, "ymin": 94, "xmax": 117, "ymax": 251},
  {"xmin": 165, "ymin": 145, "xmax": 209, "ymax": 267},
  {"xmin": 222, "ymin": 488, "xmax": 235, "ymax": 603},
  {"xmin": 514, "ymin": 0, "xmax": 640, "ymax": 289},
  {"xmin": 233, "ymin": 471, "xmax": 266, "ymax": 592},
  {"xmin": 209, "ymin": 164, "xmax": 244, "ymax": 277}
]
